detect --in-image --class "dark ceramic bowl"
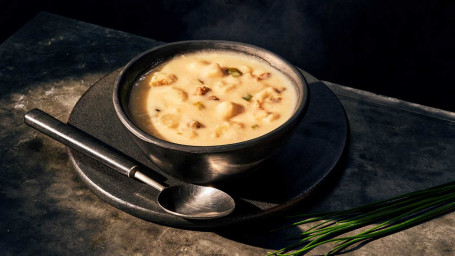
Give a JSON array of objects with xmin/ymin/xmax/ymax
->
[{"xmin": 113, "ymin": 40, "xmax": 309, "ymax": 184}]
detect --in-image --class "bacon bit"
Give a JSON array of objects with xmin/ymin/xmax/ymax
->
[
  {"xmin": 195, "ymin": 86, "xmax": 211, "ymax": 95},
  {"xmin": 187, "ymin": 120, "xmax": 202, "ymax": 129},
  {"xmin": 258, "ymin": 72, "xmax": 271, "ymax": 80},
  {"xmin": 209, "ymin": 96, "xmax": 220, "ymax": 101},
  {"xmin": 254, "ymin": 100, "xmax": 264, "ymax": 110},
  {"xmin": 269, "ymin": 97, "xmax": 282, "ymax": 103}
]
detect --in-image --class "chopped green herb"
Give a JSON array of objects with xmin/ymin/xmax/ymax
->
[
  {"xmin": 251, "ymin": 124, "xmax": 259, "ymax": 129},
  {"xmin": 242, "ymin": 94, "xmax": 253, "ymax": 101},
  {"xmin": 193, "ymin": 101, "xmax": 205, "ymax": 110},
  {"xmin": 227, "ymin": 67, "xmax": 243, "ymax": 77}
]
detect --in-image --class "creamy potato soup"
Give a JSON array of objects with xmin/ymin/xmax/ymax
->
[{"xmin": 128, "ymin": 51, "xmax": 297, "ymax": 146}]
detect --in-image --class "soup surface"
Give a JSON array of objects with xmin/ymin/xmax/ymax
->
[{"xmin": 129, "ymin": 50, "xmax": 297, "ymax": 146}]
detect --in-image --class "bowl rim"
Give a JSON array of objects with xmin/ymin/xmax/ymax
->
[{"xmin": 113, "ymin": 40, "xmax": 309, "ymax": 153}]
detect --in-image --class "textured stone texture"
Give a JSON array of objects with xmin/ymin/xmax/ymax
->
[{"xmin": 1, "ymin": 12, "xmax": 454, "ymax": 256}]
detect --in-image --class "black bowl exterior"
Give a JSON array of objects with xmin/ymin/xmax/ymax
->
[
  {"xmin": 127, "ymin": 116, "xmax": 301, "ymax": 184},
  {"xmin": 113, "ymin": 41, "xmax": 309, "ymax": 184}
]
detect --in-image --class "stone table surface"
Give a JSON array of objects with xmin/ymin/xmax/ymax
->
[{"xmin": 1, "ymin": 12, "xmax": 454, "ymax": 255}]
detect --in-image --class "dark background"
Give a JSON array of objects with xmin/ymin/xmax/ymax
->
[{"xmin": 1, "ymin": 0, "xmax": 454, "ymax": 111}]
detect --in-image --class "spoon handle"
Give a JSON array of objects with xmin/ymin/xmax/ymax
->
[
  {"xmin": 24, "ymin": 108, "xmax": 139, "ymax": 177},
  {"xmin": 24, "ymin": 108, "xmax": 165, "ymax": 191}
]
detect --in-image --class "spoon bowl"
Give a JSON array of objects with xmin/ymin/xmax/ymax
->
[{"xmin": 158, "ymin": 185, "xmax": 235, "ymax": 219}]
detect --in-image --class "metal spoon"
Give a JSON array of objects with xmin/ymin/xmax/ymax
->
[{"xmin": 24, "ymin": 109, "xmax": 235, "ymax": 219}]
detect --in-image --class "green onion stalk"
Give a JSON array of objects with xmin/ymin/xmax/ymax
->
[{"xmin": 269, "ymin": 181, "xmax": 455, "ymax": 256}]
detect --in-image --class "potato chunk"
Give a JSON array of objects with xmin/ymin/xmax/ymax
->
[
  {"xmin": 187, "ymin": 60, "xmax": 211, "ymax": 72},
  {"xmin": 253, "ymin": 87, "xmax": 280, "ymax": 103},
  {"xmin": 239, "ymin": 65, "xmax": 252, "ymax": 74},
  {"xmin": 214, "ymin": 80, "xmax": 237, "ymax": 93},
  {"xmin": 253, "ymin": 109, "xmax": 269, "ymax": 119},
  {"xmin": 264, "ymin": 112, "xmax": 280, "ymax": 122},
  {"xmin": 179, "ymin": 129, "xmax": 198, "ymax": 139},
  {"xmin": 252, "ymin": 87, "xmax": 281, "ymax": 109},
  {"xmin": 159, "ymin": 114, "xmax": 179, "ymax": 128},
  {"xmin": 149, "ymin": 72, "xmax": 177, "ymax": 86},
  {"xmin": 163, "ymin": 87, "xmax": 188, "ymax": 104},
  {"xmin": 216, "ymin": 101, "xmax": 244, "ymax": 120},
  {"xmin": 253, "ymin": 109, "xmax": 280, "ymax": 122},
  {"xmin": 212, "ymin": 122, "xmax": 244, "ymax": 138},
  {"xmin": 203, "ymin": 63, "xmax": 224, "ymax": 78},
  {"xmin": 212, "ymin": 123, "xmax": 229, "ymax": 138}
]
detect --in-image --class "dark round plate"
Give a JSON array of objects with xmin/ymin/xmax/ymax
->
[{"xmin": 67, "ymin": 68, "xmax": 348, "ymax": 229}]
